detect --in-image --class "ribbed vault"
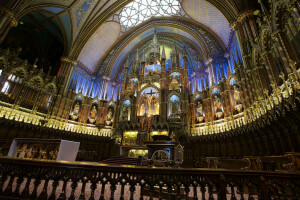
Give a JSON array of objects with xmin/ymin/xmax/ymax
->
[{"xmin": 96, "ymin": 18, "xmax": 226, "ymax": 78}]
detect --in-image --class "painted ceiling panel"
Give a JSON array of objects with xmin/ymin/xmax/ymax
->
[
  {"xmin": 31, "ymin": 12, "xmax": 45, "ymax": 23},
  {"xmin": 181, "ymin": 0, "xmax": 231, "ymax": 46},
  {"xmin": 60, "ymin": 13, "xmax": 72, "ymax": 48},
  {"xmin": 110, "ymin": 27, "xmax": 203, "ymax": 77},
  {"xmin": 78, "ymin": 22, "xmax": 121, "ymax": 74},
  {"xmin": 42, "ymin": 7, "xmax": 63, "ymax": 14}
]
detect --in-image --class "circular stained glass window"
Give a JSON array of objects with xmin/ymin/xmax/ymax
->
[{"xmin": 120, "ymin": 0, "xmax": 181, "ymax": 28}]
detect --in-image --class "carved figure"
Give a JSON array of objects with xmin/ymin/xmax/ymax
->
[
  {"xmin": 73, "ymin": 102, "xmax": 80, "ymax": 116},
  {"xmin": 213, "ymin": 95, "xmax": 223, "ymax": 119},
  {"xmin": 121, "ymin": 106, "xmax": 129, "ymax": 120},
  {"xmin": 71, "ymin": 102, "xmax": 81, "ymax": 120},
  {"xmin": 196, "ymin": 102, "xmax": 204, "ymax": 123},
  {"xmin": 172, "ymin": 102, "xmax": 178, "ymax": 114},
  {"xmin": 90, "ymin": 106, "xmax": 97, "ymax": 119},
  {"xmin": 107, "ymin": 108, "xmax": 113, "ymax": 121},
  {"xmin": 233, "ymin": 85, "xmax": 242, "ymax": 105}
]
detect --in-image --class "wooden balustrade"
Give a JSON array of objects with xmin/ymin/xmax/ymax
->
[
  {"xmin": 194, "ymin": 153, "xmax": 300, "ymax": 173},
  {"xmin": 0, "ymin": 156, "xmax": 299, "ymax": 200}
]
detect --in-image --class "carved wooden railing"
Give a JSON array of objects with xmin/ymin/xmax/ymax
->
[
  {"xmin": 0, "ymin": 156, "xmax": 299, "ymax": 200},
  {"xmin": 194, "ymin": 153, "xmax": 300, "ymax": 173}
]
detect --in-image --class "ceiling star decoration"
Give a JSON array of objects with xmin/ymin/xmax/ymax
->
[{"xmin": 119, "ymin": 0, "xmax": 181, "ymax": 28}]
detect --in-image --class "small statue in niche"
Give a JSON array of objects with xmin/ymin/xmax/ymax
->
[
  {"xmin": 213, "ymin": 95, "xmax": 223, "ymax": 119},
  {"xmin": 233, "ymin": 85, "xmax": 242, "ymax": 105},
  {"xmin": 233, "ymin": 85, "xmax": 243, "ymax": 113},
  {"xmin": 90, "ymin": 106, "xmax": 98, "ymax": 119},
  {"xmin": 71, "ymin": 102, "xmax": 81, "ymax": 120},
  {"xmin": 121, "ymin": 106, "xmax": 129, "ymax": 121},
  {"xmin": 107, "ymin": 108, "xmax": 113, "ymax": 121},
  {"xmin": 196, "ymin": 102, "xmax": 204, "ymax": 123},
  {"xmin": 105, "ymin": 108, "xmax": 113, "ymax": 126},
  {"xmin": 172, "ymin": 102, "xmax": 178, "ymax": 115}
]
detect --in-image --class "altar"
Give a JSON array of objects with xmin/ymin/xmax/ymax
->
[{"xmin": 144, "ymin": 135, "xmax": 178, "ymax": 160}]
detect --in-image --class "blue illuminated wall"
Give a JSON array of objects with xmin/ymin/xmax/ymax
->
[{"xmin": 68, "ymin": 65, "xmax": 120, "ymax": 102}]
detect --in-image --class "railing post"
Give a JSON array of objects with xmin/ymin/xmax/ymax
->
[
  {"xmin": 139, "ymin": 184, "xmax": 144, "ymax": 200},
  {"xmin": 12, "ymin": 176, "xmax": 22, "ymax": 197},
  {"xmin": 89, "ymin": 181, "xmax": 97, "ymax": 200},
  {"xmin": 219, "ymin": 175, "xmax": 227, "ymax": 200},
  {"xmin": 149, "ymin": 185, "xmax": 154, "ymax": 200},
  {"xmin": 3, "ymin": 175, "xmax": 14, "ymax": 196},
  {"xmin": 184, "ymin": 185, "xmax": 189, "ymax": 200},
  {"xmin": 0, "ymin": 173, "xmax": 8, "ymax": 194},
  {"xmin": 58, "ymin": 179, "xmax": 68, "ymax": 200},
  {"xmin": 29, "ymin": 178, "xmax": 41, "ymax": 199},
  {"xmin": 109, "ymin": 182, "xmax": 116, "ymax": 200},
  {"xmin": 78, "ymin": 180, "xmax": 86, "ymax": 200},
  {"xmin": 20, "ymin": 177, "xmax": 31, "ymax": 198},
  {"xmin": 119, "ymin": 184, "xmax": 125, "ymax": 200},
  {"xmin": 167, "ymin": 185, "xmax": 173, "ymax": 200},
  {"xmin": 259, "ymin": 176, "xmax": 268, "ymax": 200},
  {"xmin": 237, "ymin": 184, "xmax": 245, "ymax": 200},
  {"xmin": 48, "ymin": 179, "xmax": 59, "ymax": 200},
  {"xmin": 38, "ymin": 179, "xmax": 50, "ymax": 200},
  {"xmin": 129, "ymin": 184, "xmax": 135, "ymax": 200},
  {"xmin": 68, "ymin": 179, "xmax": 78, "ymax": 200},
  {"xmin": 193, "ymin": 185, "xmax": 198, "ymax": 200},
  {"xmin": 99, "ymin": 182, "xmax": 106, "ymax": 200}
]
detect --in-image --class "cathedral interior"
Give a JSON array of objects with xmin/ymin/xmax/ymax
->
[{"xmin": 0, "ymin": 0, "xmax": 299, "ymax": 199}]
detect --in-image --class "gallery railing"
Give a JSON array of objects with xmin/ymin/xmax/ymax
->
[{"xmin": 0, "ymin": 156, "xmax": 299, "ymax": 200}]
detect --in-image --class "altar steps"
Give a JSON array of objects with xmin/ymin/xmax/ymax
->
[{"xmin": 101, "ymin": 156, "xmax": 139, "ymax": 165}]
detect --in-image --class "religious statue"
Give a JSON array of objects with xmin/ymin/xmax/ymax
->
[
  {"xmin": 140, "ymin": 103, "xmax": 145, "ymax": 116},
  {"xmin": 107, "ymin": 108, "xmax": 113, "ymax": 121},
  {"xmin": 196, "ymin": 102, "xmax": 204, "ymax": 123},
  {"xmin": 71, "ymin": 102, "xmax": 81, "ymax": 120},
  {"xmin": 213, "ymin": 95, "xmax": 223, "ymax": 119},
  {"xmin": 90, "ymin": 106, "xmax": 97, "ymax": 119},
  {"xmin": 233, "ymin": 85, "xmax": 243, "ymax": 113},
  {"xmin": 172, "ymin": 102, "xmax": 178, "ymax": 115},
  {"xmin": 154, "ymin": 101, "xmax": 159, "ymax": 115},
  {"xmin": 88, "ymin": 105, "xmax": 97, "ymax": 123},
  {"xmin": 121, "ymin": 106, "xmax": 129, "ymax": 121},
  {"xmin": 105, "ymin": 108, "xmax": 113, "ymax": 126},
  {"xmin": 233, "ymin": 85, "xmax": 242, "ymax": 105}
]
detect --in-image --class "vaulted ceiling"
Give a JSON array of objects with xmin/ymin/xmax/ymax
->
[{"xmin": 4, "ymin": 0, "xmax": 259, "ymax": 76}]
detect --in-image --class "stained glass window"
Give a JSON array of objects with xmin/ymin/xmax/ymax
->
[{"xmin": 120, "ymin": 0, "xmax": 181, "ymax": 28}]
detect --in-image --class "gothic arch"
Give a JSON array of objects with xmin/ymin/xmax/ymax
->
[
  {"xmin": 138, "ymin": 85, "xmax": 160, "ymax": 98},
  {"xmin": 167, "ymin": 91, "xmax": 181, "ymax": 101}
]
